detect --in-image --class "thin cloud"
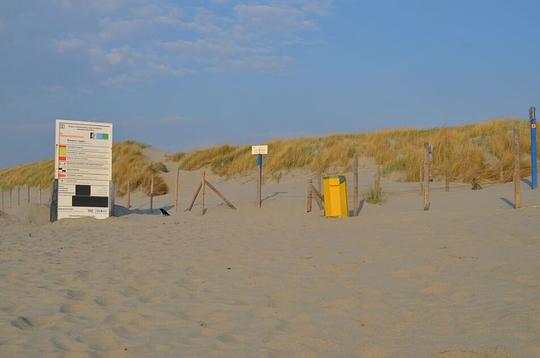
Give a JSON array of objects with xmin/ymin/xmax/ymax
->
[{"xmin": 49, "ymin": 1, "xmax": 330, "ymax": 86}]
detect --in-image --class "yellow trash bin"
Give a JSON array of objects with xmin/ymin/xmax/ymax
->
[{"xmin": 323, "ymin": 175, "xmax": 349, "ymax": 218}]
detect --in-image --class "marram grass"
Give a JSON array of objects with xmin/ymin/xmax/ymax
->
[
  {"xmin": 1, "ymin": 119, "xmax": 536, "ymax": 193},
  {"xmin": 0, "ymin": 141, "xmax": 168, "ymax": 196},
  {"xmin": 170, "ymin": 118, "xmax": 535, "ymax": 183}
]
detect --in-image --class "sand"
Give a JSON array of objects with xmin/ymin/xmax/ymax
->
[{"xmin": 1, "ymin": 155, "xmax": 540, "ymax": 357}]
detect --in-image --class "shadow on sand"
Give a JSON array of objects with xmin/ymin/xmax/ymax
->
[
  {"xmin": 262, "ymin": 191, "xmax": 288, "ymax": 202},
  {"xmin": 499, "ymin": 197, "xmax": 516, "ymax": 209},
  {"xmin": 114, "ymin": 205, "xmax": 175, "ymax": 217},
  {"xmin": 348, "ymin": 199, "xmax": 365, "ymax": 217}
]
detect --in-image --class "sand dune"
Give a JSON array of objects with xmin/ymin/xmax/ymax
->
[{"xmin": 1, "ymin": 165, "xmax": 540, "ymax": 357}]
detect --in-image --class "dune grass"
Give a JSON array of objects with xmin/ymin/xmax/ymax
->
[
  {"xmin": 1, "ymin": 119, "xmax": 535, "ymax": 192},
  {"xmin": 0, "ymin": 141, "xmax": 169, "ymax": 196},
  {"xmin": 364, "ymin": 187, "xmax": 384, "ymax": 204},
  {"xmin": 169, "ymin": 118, "xmax": 535, "ymax": 184}
]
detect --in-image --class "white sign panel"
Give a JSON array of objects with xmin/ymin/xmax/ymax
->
[
  {"xmin": 55, "ymin": 119, "xmax": 113, "ymax": 220},
  {"xmin": 251, "ymin": 145, "xmax": 268, "ymax": 155}
]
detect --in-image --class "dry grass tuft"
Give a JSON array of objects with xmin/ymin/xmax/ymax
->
[{"xmin": 364, "ymin": 187, "xmax": 383, "ymax": 204}]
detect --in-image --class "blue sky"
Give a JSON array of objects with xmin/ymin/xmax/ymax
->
[{"xmin": 1, "ymin": 0, "xmax": 539, "ymax": 167}]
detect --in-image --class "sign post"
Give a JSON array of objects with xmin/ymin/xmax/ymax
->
[
  {"xmin": 530, "ymin": 106, "xmax": 537, "ymax": 189},
  {"xmin": 53, "ymin": 119, "xmax": 113, "ymax": 220},
  {"xmin": 252, "ymin": 145, "xmax": 268, "ymax": 208}
]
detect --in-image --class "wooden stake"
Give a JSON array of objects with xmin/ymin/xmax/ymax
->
[
  {"xmin": 27, "ymin": 185, "xmax": 30, "ymax": 204},
  {"xmin": 127, "ymin": 181, "xmax": 131, "ymax": 208},
  {"xmin": 312, "ymin": 185, "xmax": 324, "ymax": 211},
  {"xmin": 10, "ymin": 188, "xmax": 12, "ymax": 208},
  {"xmin": 514, "ymin": 128, "xmax": 521, "ymax": 209},
  {"xmin": 150, "ymin": 176, "xmax": 154, "ymax": 212},
  {"xmin": 1, "ymin": 188, "xmax": 3, "ymax": 211},
  {"xmin": 17, "ymin": 186, "xmax": 20, "ymax": 207},
  {"xmin": 353, "ymin": 156, "xmax": 359, "ymax": 216},
  {"xmin": 307, "ymin": 178, "xmax": 313, "ymax": 213},
  {"xmin": 205, "ymin": 179, "xmax": 236, "ymax": 210},
  {"xmin": 175, "ymin": 167, "xmax": 180, "ymax": 214},
  {"xmin": 39, "ymin": 184, "xmax": 42, "ymax": 205},
  {"xmin": 423, "ymin": 143, "xmax": 431, "ymax": 211},
  {"xmin": 257, "ymin": 160, "xmax": 262, "ymax": 208},
  {"xmin": 420, "ymin": 166, "xmax": 424, "ymax": 195},
  {"xmin": 200, "ymin": 172, "xmax": 206, "ymax": 215},
  {"xmin": 187, "ymin": 182, "xmax": 202, "ymax": 211},
  {"xmin": 445, "ymin": 172, "xmax": 450, "ymax": 193}
]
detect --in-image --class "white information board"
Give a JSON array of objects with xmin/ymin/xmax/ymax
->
[
  {"xmin": 54, "ymin": 119, "xmax": 113, "ymax": 220},
  {"xmin": 251, "ymin": 145, "xmax": 268, "ymax": 155}
]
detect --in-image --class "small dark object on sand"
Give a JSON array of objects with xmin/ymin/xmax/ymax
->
[
  {"xmin": 471, "ymin": 178, "xmax": 483, "ymax": 190},
  {"xmin": 160, "ymin": 208, "xmax": 170, "ymax": 216}
]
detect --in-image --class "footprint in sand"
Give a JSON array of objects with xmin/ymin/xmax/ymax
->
[
  {"xmin": 59, "ymin": 302, "xmax": 105, "ymax": 321},
  {"xmin": 11, "ymin": 316, "xmax": 33, "ymax": 330}
]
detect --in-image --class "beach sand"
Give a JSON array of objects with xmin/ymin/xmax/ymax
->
[{"xmin": 1, "ymin": 154, "xmax": 540, "ymax": 357}]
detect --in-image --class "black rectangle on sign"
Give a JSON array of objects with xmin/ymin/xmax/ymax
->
[
  {"xmin": 75, "ymin": 185, "xmax": 91, "ymax": 196},
  {"xmin": 72, "ymin": 196, "xmax": 108, "ymax": 207}
]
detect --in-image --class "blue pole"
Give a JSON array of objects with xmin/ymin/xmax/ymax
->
[{"xmin": 530, "ymin": 106, "xmax": 537, "ymax": 189}]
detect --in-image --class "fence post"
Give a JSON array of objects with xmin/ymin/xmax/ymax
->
[
  {"xmin": 353, "ymin": 156, "xmax": 359, "ymax": 214},
  {"xmin": 307, "ymin": 178, "xmax": 313, "ymax": 213},
  {"xmin": 1, "ymin": 188, "xmax": 3, "ymax": 211},
  {"xmin": 175, "ymin": 167, "xmax": 180, "ymax": 214},
  {"xmin": 27, "ymin": 185, "xmax": 30, "ymax": 204},
  {"xmin": 514, "ymin": 128, "xmax": 521, "ymax": 208},
  {"xmin": 423, "ymin": 143, "xmax": 431, "ymax": 211},
  {"xmin": 445, "ymin": 172, "xmax": 450, "ymax": 192},
  {"xmin": 10, "ymin": 188, "xmax": 12, "ymax": 208},
  {"xmin": 127, "ymin": 181, "xmax": 131, "ymax": 209},
  {"xmin": 530, "ymin": 106, "xmax": 537, "ymax": 189},
  {"xmin": 39, "ymin": 184, "xmax": 42, "ymax": 205},
  {"xmin": 316, "ymin": 170, "xmax": 322, "ymax": 194},
  {"xmin": 200, "ymin": 171, "xmax": 206, "ymax": 215},
  {"xmin": 419, "ymin": 167, "xmax": 423, "ymax": 195},
  {"xmin": 150, "ymin": 176, "xmax": 154, "ymax": 212}
]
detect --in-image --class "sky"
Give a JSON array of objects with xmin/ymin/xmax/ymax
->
[{"xmin": 1, "ymin": 0, "xmax": 539, "ymax": 167}]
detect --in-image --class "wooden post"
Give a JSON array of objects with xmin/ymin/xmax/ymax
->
[
  {"xmin": 316, "ymin": 171, "xmax": 322, "ymax": 194},
  {"xmin": 17, "ymin": 186, "xmax": 20, "ymax": 207},
  {"xmin": 257, "ymin": 158, "xmax": 262, "ymax": 208},
  {"xmin": 375, "ymin": 165, "xmax": 381, "ymax": 194},
  {"xmin": 27, "ymin": 185, "xmax": 30, "ymax": 204},
  {"xmin": 1, "ymin": 188, "xmax": 3, "ymax": 211},
  {"xmin": 204, "ymin": 179, "xmax": 236, "ymax": 210},
  {"xmin": 187, "ymin": 182, "xmax": 202, "ymax": 211},
  {"xmin": 423, "ymin": 143, "xmax": 431, "ymax": 211},
  {"xmin": 200, "ymin": 172, "xmax": 206, "ymax": 215},
  {"xmin": 420, "ymin": 166, "xmax": 424, "ymax": 195},
  {"xmin": 175, "ymin": 167, "xmax": 180, "ymax": 214},
  {"xmin": 514, "ymin": 128, "xmax": 521, "ymax": 209},
  {"xmin": 150, "ymin": 176, "xmax": 154, "ymax": 212},
  {"xmin": 127, "ymin": 181, "xmax": 131, "ymax": 208},
  {"xmin": 445, "ymin": 172, "xmax": 450, "ymax": 192},
  {"xmin": 39, "ymin": 184, "xmax": 42, "ymax": 205},
  {"xmin": 307, "ymin": 178, "xmax": 313, "ymax": 213},
  {"xmin": 312, "ymin": 185, "xmax": 324, "ymax": 211},
  {"xmin": 353, "ymin": 156, "xmax": 359, "ymax": 215},
  {"xmin": 10, "ymin": 188, "xmax": 12, "ymax": 208}
]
